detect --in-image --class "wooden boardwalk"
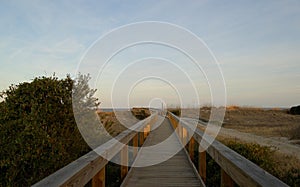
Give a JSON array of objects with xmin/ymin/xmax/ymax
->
[
  {"xmin": 34, "ymin": 113, "xmax": 288, "ymax": 187},
  {"xmin": 121, "ymin": 117, "xmax": 204, "ymax": 187}
]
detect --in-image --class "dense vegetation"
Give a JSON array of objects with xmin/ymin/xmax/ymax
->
[
  {"xmin": 205, "ymin": 141, "xmax": 300, "ymax": 187},
  {"xmin": 289, "ymin": 105, "xmax": 300, "ymax": 115},
  {"xmin": 0, "ymin": 74, "xmax": 98, "ymax": 186},
  {"xmin": 225, "ymin": 141, "xmax": 300, "ymax": 187}
]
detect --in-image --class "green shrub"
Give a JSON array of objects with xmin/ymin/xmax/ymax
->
[
  {"xmin": 206, "ymin": 154, "xmax": 221, "ymax": 187},
  {"xmin": 225, "ymin": 141, "xmax": 276, "ymax": 173},
  {"xmin": 0, "ymin": 74, "xmax": 98, "ymax": 186}
]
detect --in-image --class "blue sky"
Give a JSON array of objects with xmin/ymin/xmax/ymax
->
[{"xmin": 0, "ymin": 1, "xmax": 299, "ymax": 107}]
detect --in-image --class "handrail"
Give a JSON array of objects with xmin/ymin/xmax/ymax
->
[
  {"xmin": 168, "ymin": 111, "xmax": 288, "ymax": 187},
  {"xmin": 33, "ymin": 113, "xmax": 157, "ymax": 187}
]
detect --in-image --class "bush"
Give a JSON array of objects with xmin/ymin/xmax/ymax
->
[
  {"xmin": 289, "ymin": 105, "xmax": 300, "ymax": 115},
  {"xmin": 290, "ymin": 125, "xmax": 300, "ymax": 140},
  {"xmin": 0, "ymin": 74, "xmax": 98, "ymax": 186},
  {"xmin": 199, "ymin": 140, "xmax": 299, "ymax": 186},
  {"xmin": 224, "ymin": 141, "xmax": 300, "ymax": 187},
  {"xmin": 225, "ymin": 141, "xmax": 277, "ymax": 174}
]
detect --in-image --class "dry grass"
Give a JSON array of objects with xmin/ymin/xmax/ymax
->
[
  {"xmin": 218, "ymin": 137, "xmax": 300, "ymax": 186},
  {"xmin": 97, "ymin": 108, "xmax": 149, "ymax": 137},
  {"xmin": 97, "ymin": 111, "xmax": 127, "ymax": 137},
  {"xmin": 218, "ymin": 136, "xmax": 300, "ymax": 167},
  {"xmin": 200, "ymin": 106, "xmax": 300, "ymax": 139}
]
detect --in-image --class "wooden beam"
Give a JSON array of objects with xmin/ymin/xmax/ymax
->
[
  {"xmin": 180, "ymin": 126, "xmax": 183, "ymax": 143},
  {"xmin": 177, "ymin": 124, "xmax": 182, "ymax": 141},
  {"xmin": 182, "ymin": 127, "xmax": 187, "ymax": 145},
  {"xmin": 133, "ymin": 134, "xmax": 138, "ymax": 158},
  {"xmin": 189, "ymin": 137, "xmax": 195, "ymax": 161},
  {"xmin": 147, "ymin": 124, "xmax": 151, "ymax": 136},
  {"xmin": 144, "ymin": 126, "xmax": 148, "ymax": 138},
  {"xmin": 121, "ymin": 145, "xmax": 128, "ymax": 180},
  {"xmin": 172, "ymin": 117, "xmax": 177, "ymax": 129},
  {"xmin": 92, "ymin": 167, "xmax": 105, "ymax": 187},
  {"xmin": 221, "ymin": 169, "xmax": 234, "ymax": 187},
  {"xmin": 175, "ymin": 123, "xmax": 179, "ymax": 135},
  {"xmin": 199, "ymin": 150, "xmax": 206, "ymax": 184},
  {"xmin": 139, "ymin": 131, "xmax": 144, "ymax": 146}
]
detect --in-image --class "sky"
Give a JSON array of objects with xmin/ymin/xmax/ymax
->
[{"xmin": 0, "ymin": 0, "xmax": 299, "ymax": 108}]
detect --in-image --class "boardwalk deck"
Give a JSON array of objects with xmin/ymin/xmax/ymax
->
[{"xmin": 121, "ymin": 117, "xmax": 204, "ymax": 187}]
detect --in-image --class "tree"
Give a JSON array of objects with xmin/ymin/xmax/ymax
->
[{"xmin": 0, "ymin": 74, "xmax": 99, "ymax": 186}]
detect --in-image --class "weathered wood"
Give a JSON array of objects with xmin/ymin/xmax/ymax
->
[
  {"xmin": 121, "ymin": 117, "xmax": 204, "ymax": 187},
  {"xmin": 189, "ymin": 137, "xmax": 195, "ymax": 161},
  {"xmin": 144, "ymin": 125, "xmax": 150, "ymax": 138},
  {"xmin": 221, "ymin": 169, "xmax": 234, "ymax": 187},
  {"xmin": 182, "ymin": 127, "xmax": 187, "ymax": 145},
  {"xmin": 199, "ymin": 150, "xmax": 206, "ymax": 183},
  {"xmin": 172, "ymin": 117, "xmax": 177, "ymax": 129},
  {"xmin": 92, "ymin": 167, "xmax": 105, "ymax": 187},
  {"xmin": 176, "ymin": 123, "xmax": 179, "ymax": 135},
  {"xmin": 139, "ymin": 131, "xmax": 144, "ymax": 146},
  {"xmin": 168, "ymin": 112, "xmax": 288, "ymax": 187},
  {"xmin": 147, "ymin": 124, "xmax": 151, "ymax": 136},
  {"xmin": 121, "ymin": 145, "xmax": 128, "ymax": 180},
  {"xmin": 178, "ymin": 125, "xmax": 183, "ymax": 142},
  {"xmin": 133, "ymin": 134, "xmax": 138, "ymax": 157}
]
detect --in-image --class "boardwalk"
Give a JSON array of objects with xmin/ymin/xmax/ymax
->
[
  {"xmin": 33, "ymin": 113, "xmax": 288, "ymax": 187},
  {"xmin": 121, "ymin": 116, "xmax": 204, "ymax": 187}
]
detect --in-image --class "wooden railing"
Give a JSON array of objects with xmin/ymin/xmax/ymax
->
[
  {"xmin": 168, "ymin": 112, "xmax": 288, "ymax": 187},
  {"xmin": 32, "ymin": 113, "xmax": 157, "ymax": 187},
  {"xmin": 33, "ymin": 111, "xmax": 289, "ymax": 187}
]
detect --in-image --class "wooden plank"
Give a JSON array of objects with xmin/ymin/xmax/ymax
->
[
  {"xmin": 133, "ymin": 134, "xmax": 138, "ymax": 158},
  {"xmin": 188, "ymin": 137, "xmax": 195, "ymax": 161},
  {"xmin": 139, "ymin": 131, "xmax": 144, "ymax": 146},
  {"xmin": 221, "ymin": 169, "xmax": 234, "ymax": 187},
  {"xmin": 144, "ymin": 126, "xmax": 148, "ymax": 138},
  {"xmin": 199, "ymin": 150, "xmax": 206, "ymax": 183},
  {"xmin": 121, "ymin": 145, "xmax": 128, "ymax": 180},
  {"xmin": 147, "ymin": 124, "xmax": 151, "ymax": 136},
  {"xmin": 182, "ymin": 127, "xmax": 187, "ymax": 145},
  {"xmin": 92, "ymin": 167, "xmax": 105, "ymax": 187},
  {"xmin": 178, "ymin": 125, "xmax": 183, "ymax": 142},
  {"xmin": 121, "ymin": 117, "xmax": 204, "ymax": 187}
]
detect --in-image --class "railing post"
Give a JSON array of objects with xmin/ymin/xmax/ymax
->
[
  {"xmin": 144, "ymin": 126, "xmax": 148, "ymax": 139},
  {"xmin": 178, "ymin": 124, "xmax": 182, "ymax": 141},
  {"xmin": 171, "ymin": 116, "xmax": 177, "ymax": 129},
  {"xmin": 139, "ymin": 131, "xmax": 144, "ymax": 146},
  {"xmin": 121, "ymin": 145, "xmax": 128, "ymax": 180},
  {"xmin": 221, "ymin": 169, "xmax": 234, "ymax": 187},
  {"xmin": 92, "ymin": 167, "xmax": 105, "ymax": 187},
  {"xmin": 199, "ymin": 148, "xmax": 206, "ymax": 183},
  {"xmin": 133, "ymin": 134, "xmax": 138, "ymax": 157},
  {"xmin": 147, "ymin": 124, "xmax": 151, "ymax": 136},
  {"xmin": 189, "ymin": 137, "xmax": 195, "ymax": 161},
  {"xmin": 182, "ymin": 126, "xmax": 184, "ymax": 143},
  {"xmin": 182, "ymin": 127, "xmax": 187, "ymax": 145}
]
